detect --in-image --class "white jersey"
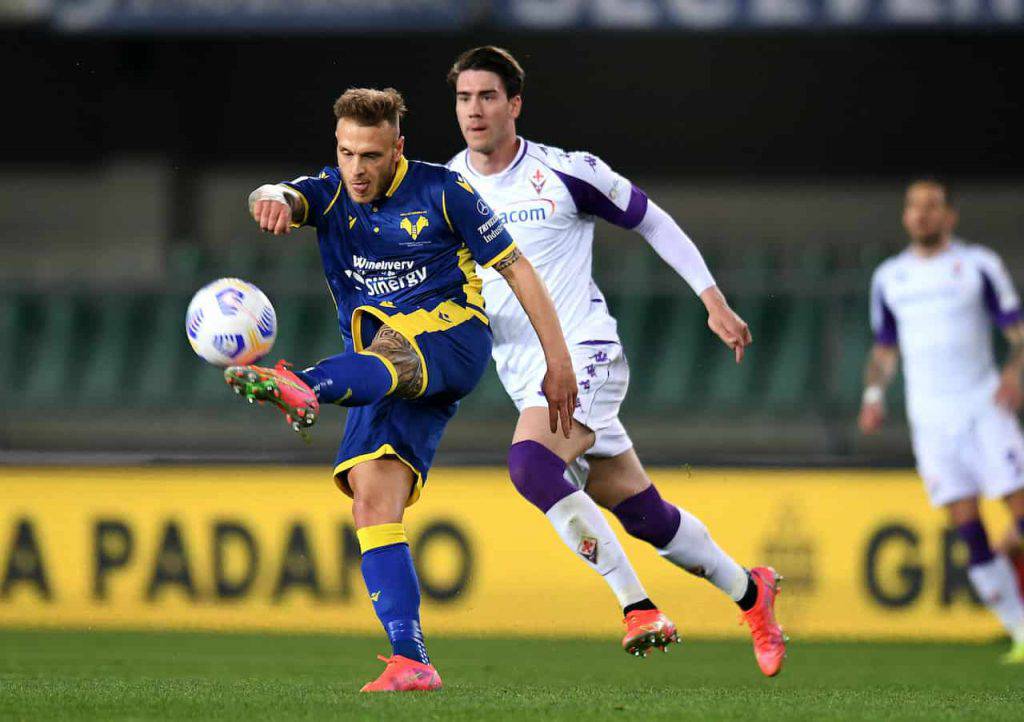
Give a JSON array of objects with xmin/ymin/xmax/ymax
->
[
  {"xmin": 870, "ymin": 240, "xmax": 1022, "ymax": 428},
  {"xmin": 447, "ymin": 138, "xmax": 648, "ymax": 400}
]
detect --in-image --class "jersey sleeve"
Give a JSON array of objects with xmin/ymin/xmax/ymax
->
[
  {"xmin": 551, "ymin": 151, "xmax": 648, "ymax": 229},
  {"xmin": 278, "ymin": 167, "xmax": 342, "ymax": 228},
  {"xmin": 869, "ymin": 267, "xmax": 899, "ymax": 346},
  {"xmin": 974, "ymin": 246, "xmax": 1023, "ymax": 328},
  {"xmin": 442, "ymin": 171, "xmax": 518, "ymax": 269}
]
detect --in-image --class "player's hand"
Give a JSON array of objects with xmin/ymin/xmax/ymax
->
[
  {"xmin": 704, "ymin": 294, "xmax": 752, "ymax": 363},
  {"xmin": 542, "ymin": 359, "xmax": 577, "ymax": 438},
  {"xmin": 995, "ymin": 371, "xmax": 1024, "ymax": 412},
  {"xmin": 252, "ymin": 199, "xmax": 293, "ymax": 235},
  {"xmin": 858, "ymin": 402, "xmax": 886, "ymax": 434}
]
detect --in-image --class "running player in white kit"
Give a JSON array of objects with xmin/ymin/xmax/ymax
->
[
  {"xmin": 446, "ymin": 46, "xmax": 785, "ymax": 676},
  {"xmin": 859, "ymin": 178, "xmax": 1024, "ymax": 663}
]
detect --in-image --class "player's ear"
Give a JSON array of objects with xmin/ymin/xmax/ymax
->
[
  {"xmin": 509, "ymin": 94, "xmax": 523, "ymax": 120},
  {"xmin": 394, "ymin": 135, "xmax": 405, "ymax": 158}
]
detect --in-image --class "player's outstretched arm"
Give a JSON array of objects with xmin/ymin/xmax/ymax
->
[
  {"xmin": 494, "ymin": 248, "xmax": 577, "ymax": 437},
  {"xmin": 858, "ymin": 344, "xmax": 899, "ymax": 434},
  {"xmin": 247, "ymin": 185, "xmax": 305, "ymax": 235},
  {"xmin": 631, "ymin": 199, "xmax": 750, "ymax": 361},
  {"xmin": 996, "ymin": 321, "xmax": 1024, "ymax": 411}
]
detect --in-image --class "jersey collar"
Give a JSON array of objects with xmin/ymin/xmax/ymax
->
[
  {"xmin": 463, "ymin": 137, "xmax": 528, "ymax": 179},
  {"xmin": 384, "ymin": 155, "xmax": 409, "ymax": 198}
]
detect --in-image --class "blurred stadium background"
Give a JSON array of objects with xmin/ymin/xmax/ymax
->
[{"xmin": 1, "ymin": 4, "xmax": 1024, "ymax": 718}]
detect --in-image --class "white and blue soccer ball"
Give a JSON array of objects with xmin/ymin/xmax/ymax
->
[{"xmin": 186, "ymin": 278, "xmax": 277, "ymax": 367}]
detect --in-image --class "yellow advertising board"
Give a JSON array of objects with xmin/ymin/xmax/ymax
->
[{"xmin": 0, "ymin": 466, "xmax": 1015, "ymax": 639}]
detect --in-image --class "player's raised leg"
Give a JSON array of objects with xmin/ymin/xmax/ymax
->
[
  {"xmin": 507, "ymin": 408, "xmax": 678, "ymax": 657},
  {"xmin": 348, "ymin": 458, "xmax": 442, "ymax": 692},
  {"xmin": 225, "ymin": 327, "xmax": 403, "ymax": 433},
  {"xmin": 587, "ymin": 449, "xmax": 786, "ymax": 676}
]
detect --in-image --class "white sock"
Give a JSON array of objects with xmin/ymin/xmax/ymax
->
[
  {"xmin": 545, "ymin": 490, "xmax": 649, "ymax": 610},
  {"xmin": 658, "ymin": 507, "xmax": 749, "ymax": 601},
  {"xmin": 968, "ymin": 556, "xmax": 1024, "ymax": 641}
]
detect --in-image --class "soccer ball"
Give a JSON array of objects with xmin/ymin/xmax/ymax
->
[{"xmin": 185, "ymin": 278, "xmax": 277, "ymax": 367}]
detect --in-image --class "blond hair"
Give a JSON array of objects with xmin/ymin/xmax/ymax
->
[{"xmin": 333, "ymin": 87, "xmax": 407, "ymax": 128}]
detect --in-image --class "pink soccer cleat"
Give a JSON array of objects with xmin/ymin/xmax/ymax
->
[
  {"xmin": 360, "ymin": 654, "xmax": 442, "ymax": 692},
  {"xmin": 224, "ymin": 359, "xmax": 319, "ymax": 436},
  {"xmin": 741, "ymin": 566, "xmax": 787, "ymax": 677},
  {"xmin": 622, "ymin": 609, "xmax": 680, "ymax": 657}
]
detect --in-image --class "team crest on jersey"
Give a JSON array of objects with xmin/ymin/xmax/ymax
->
[
  {"xmin": 530, "ymin": 169, "xmax": 546, "ymax": 195},
  {"xmin": 578, "ymin": 536, "xmax": 599, "ymax": 564},
  {"xmin": 400, "ymin": 214, "xmax": 429, "ymax": 240}
]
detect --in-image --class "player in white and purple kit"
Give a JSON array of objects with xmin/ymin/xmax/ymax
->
[
  {"xmin": 446, "ymin": 46, "xmax": 785, "ymax": 675},
  {"xmin": 860, "ymin": 178, "xmax": 1024, "ymax": 663}
]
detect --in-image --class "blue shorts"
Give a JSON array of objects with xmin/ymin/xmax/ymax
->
[{"xmin": 333, "ymin": 302, "xmax": 492, "ymax": 505}]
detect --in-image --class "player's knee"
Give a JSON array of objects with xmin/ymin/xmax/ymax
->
[
  {"xmin": 612, "ymin": 484, "xmax": 681, "ymax": 548},
  {"xmin": 507, "ymin": 440, "xmax": 576, "ymax": 513}
]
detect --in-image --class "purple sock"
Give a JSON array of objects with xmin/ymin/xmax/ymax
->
[
  {"xmin": 1017, "ymin": 517, "xmax": 1024, "ymax": 539},
  {"xmin": 507, "ymin": 441, "xmax": 575, "ymax": 513},
  {"xmin": 612, "ymin": 485, "xmax": 681, "ymax": 549},
  {"xmin": 956, "ymin": 519, "xmax": 995, "ymax": 566}
]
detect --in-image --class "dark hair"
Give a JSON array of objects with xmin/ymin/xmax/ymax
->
[
  {"xmin": 447, "ymin": 46, "xmax": 525, "ymax": 99},
  {"xmin": 333, "ymin": 87, "xmax": 407, "ymax": 127},
  {"xmin": 908, "ymin": 176, "xmax": 955, "ymax": 207}
]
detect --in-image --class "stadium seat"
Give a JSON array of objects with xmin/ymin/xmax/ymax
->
[
  {"xmin": 23, "ymin": 296, "xmax": 77, "ymax": 405},
  {"xmin": 77, "ymin": 296, "xmax": 136, "ymax": 406}
]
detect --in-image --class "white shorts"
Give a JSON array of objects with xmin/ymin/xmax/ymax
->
[
  {"xmin": 912, "ymin": 401, "xmax": 1024, "ymax": 507},
  {"xmin": 512, "ymin": 341, "xmax": 633, "ymax": 489}
]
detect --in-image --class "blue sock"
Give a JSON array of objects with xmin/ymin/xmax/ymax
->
[
  {"xmin": 358, "ymin": 527, "xmax": 429, "ymax": 665},
  {"xmin": 956, "ymin": 519, "xmax": 995, "ymax": 566},
  {"xmin": 1017, "ymin": 517, "xmax": 1024, "ymax": 540},
  {"xmin": 295, "ymin": 351, "xmax": 395, "ymax": 406}
]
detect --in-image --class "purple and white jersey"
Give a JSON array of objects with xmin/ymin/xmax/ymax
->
[
  {"xmin": 447, "ymin": 138, "xmax": 647, "ymax": 399},
  {"xmin": 870, "ymin": 240, "xmax": 1022, "ymax": 427}
]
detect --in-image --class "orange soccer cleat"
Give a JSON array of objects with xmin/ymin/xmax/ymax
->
[
  {"xmin": 360, "ymin": 654, "xmax": 443, "ymax": 692},
  {"xmin": 224, "ymin": 359, "xmax": 319, "ymax": 436},
  {"xmin": 741, "ymin": 566, "xmax": 787, "ymax": 677},
  {"xmin": 621, "ymin": 609, "xmax": 680, "ymax": 657}
]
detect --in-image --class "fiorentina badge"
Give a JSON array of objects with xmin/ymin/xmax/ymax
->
[{"xmin": 577, "ymin": 536, "xmax": 599, "ymax": 564}]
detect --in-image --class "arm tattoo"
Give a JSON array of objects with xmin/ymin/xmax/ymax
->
[
  {"xmin": 864, "ymin": 346, "xmax": 898, "ymax": 389},
  {"xmin": 368, "ymin": 325, "xmax": 424, "ymax": 398},
  {"xmin": 492, "ymin": 247, "xmax": 522, "ymax": 274}
]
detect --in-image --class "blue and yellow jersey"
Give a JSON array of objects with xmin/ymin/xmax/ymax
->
[{"xmin": 281, "ymin": 157, "xmax": 517, "ymax": 348}]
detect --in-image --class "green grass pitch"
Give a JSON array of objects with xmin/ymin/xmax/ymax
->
[{"xmin": 1, "ymin": 630, "xmax": 1021, "ymax": 720}]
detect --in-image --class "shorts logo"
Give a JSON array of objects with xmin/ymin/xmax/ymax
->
[
  {"xmin": 369, "ymin": 590, "xmax": 381, "ymax": 602},
  {"xmin": 476, "ymin": 198, "xmax": 490, "ymax": 216},
  {"xmin": 578, "ymin": 536, "xmax": 599, "ymax": 564},
  {"xmin": 400, "ymin": 215, "xmax": 429, "ymax": 240}
]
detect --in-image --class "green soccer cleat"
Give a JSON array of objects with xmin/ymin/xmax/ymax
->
[
  {"xmin": 1000, "ymin": 639, "xmax": 1024, "ymax": 665},
  {"xmin": 224, "ymin": 359, "xmax": 319, "ymax": 439}
]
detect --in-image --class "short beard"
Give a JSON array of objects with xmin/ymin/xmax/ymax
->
[{"xmin": 915, "ymin": 232, "xmax": 944, "ymax": 248}]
